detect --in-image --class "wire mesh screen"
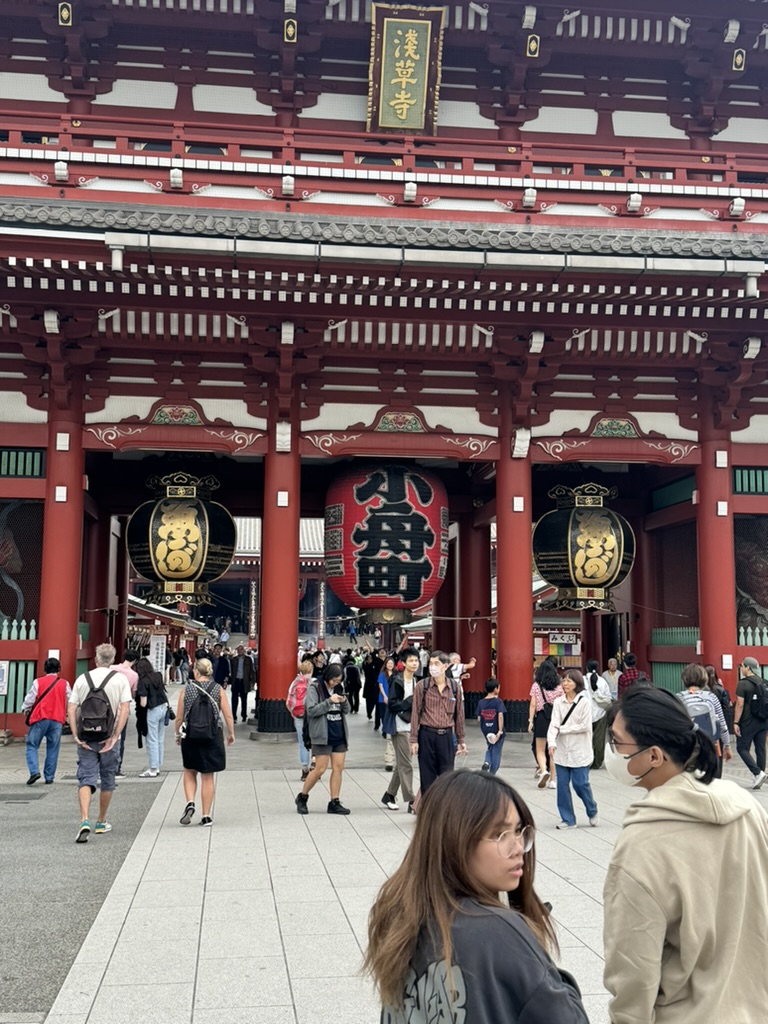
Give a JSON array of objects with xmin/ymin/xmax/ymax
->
[
  {"xmin": 0, "ymin": 499, "xmax": 43, "ymax": 635},
  {"xmin": 735, "ymin": 515, "xmax": 768, "ymax": 633}
]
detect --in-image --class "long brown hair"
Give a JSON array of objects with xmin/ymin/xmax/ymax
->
[{"xmin": 364, "ymin": 770, "xmax": 557, "ymax": 1009}]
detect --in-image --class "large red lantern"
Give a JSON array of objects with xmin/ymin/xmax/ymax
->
[{"xmin": 325, "ymin": 464, "xmax": 448, "ymax": 612}]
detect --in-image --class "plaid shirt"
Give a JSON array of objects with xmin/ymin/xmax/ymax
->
[
  {"xmin": 617, "ymin": 667, "xmax": 640, "ymax": 699},
  {"xmin": 410, "ymin": 676, "xmax": 465, "ymax": 744}
]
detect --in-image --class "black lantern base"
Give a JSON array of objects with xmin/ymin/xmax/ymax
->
[{"xmin": 257, "ymin": 699, "xmax": 295, "ymax": 734}]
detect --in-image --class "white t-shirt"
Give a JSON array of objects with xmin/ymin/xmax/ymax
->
[
  {"xmin": 69, "ymin": 665, "xmax": 132, "ymax": 723},
  {"xmin": 395, "ymin": 676, "xmax": 416, "ymax": 734}
]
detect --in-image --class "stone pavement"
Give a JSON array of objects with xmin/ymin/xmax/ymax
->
[{"xmin": 3, "ymin": 692, "xmax": 766, "ymax": 1024}]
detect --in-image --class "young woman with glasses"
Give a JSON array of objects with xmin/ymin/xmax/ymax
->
[
  {"xmin": 365, "ymin": 770, "xmax": 589, "ymax": 1023},
  {"xmin": 603, "ymin": 683, "xmax": 768, "ymax": 1024}
]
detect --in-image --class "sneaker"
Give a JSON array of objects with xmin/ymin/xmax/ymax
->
[
  {"xmin": 199, "ymin": 816, "xmax": 213, "ymax": 827},
  {"xmin": 44, "ymin": 779, "xmax": 54, "ymax": 785},
  {"xmin": 556, "ymin": 821, "xmax": 578, "ymax": 830},
  {"xmin": 385, "ymin": 765, "xmax": 394, "ymax": 772},
  {"xmin": 547, "ymin": 780, "xmax": 556, "ymax": 789},
  {"xmin": 481, "ymin": 761, "xmax": 491, "ymax": 773},
  {"xmin": 381, "ymin": 793, "xmax": 399, "ymax": 811},
  {"xmin": 537, "ymin": 771, "xmax": 550, "ymax": 789},
  {"xmin": 295, "ymin": 792, "xmax": 309, "ymax": 815},
  {"xmin": 114, "ymin": 770, "xmax": 126, "ymax": 780},
  {"xmin": 139, "ymin": 768, "xmax": 159, "ymax": 778},
  {"xmin": 751, "ymin": 770, "xmax": 767, "ymax": 790},
  {"xmin": 26, "ymin": 773, "xmax": 41, "ymax": 786},
  {"xmin": 407, "ymin": 801, "xmax": 416, "ymax": 815},
  {"xmin": 327, "ymin": 798, "xmax": 351, "ymax": 815},
  {"xmin": 180, "ymin": 802, "xmax": 195, "ymax": 826},
  {"xmin": 76, "ymin": 820, "xmax": 91, "ymax": 843},
  {"xmin": 589, "ymin": 815, "xmax": 599, "ymax": 827},
  {"xmin": 94, "ymin": 821, "xmax": 112, "ymax": 834}
]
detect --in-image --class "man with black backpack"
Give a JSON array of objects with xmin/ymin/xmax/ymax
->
[
  {"xmin": 67, "ymin": 643, "xmax": 132, "ymax": 844},
  {"xmin": 734, "ymin": 656, "xmax": 768, "ymax": 789}
]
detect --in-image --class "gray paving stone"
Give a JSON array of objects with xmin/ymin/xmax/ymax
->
[
  {"xmin": 194, "ymin": 956, "xmax": 291, "ymax": 1009},
  {"xmin": 87, "ymin": 982, "xmax": 193, "ymax": 1024}
]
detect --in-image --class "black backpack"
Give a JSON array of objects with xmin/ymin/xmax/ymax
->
[
  {"xmin": 185, "ymin": 684, "xmax": 220, "ymax": 741},
  {"xmin": 79, "ymin": 671, "xmax": 117, "ymax": 740},
  {"xmin": 749, "ymin": 676, "xmax": 768, "ymax": 722}
]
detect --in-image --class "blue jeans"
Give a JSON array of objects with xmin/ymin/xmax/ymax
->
[
  {"xmin": 483, "ymin": 735, "xmax": 505, "ymax": 774},
  {"xmin": 294, "ymin": 716, "xmax": 310, "ymax": 768},
  {"xmin": 26, "ymin": 719, "xmax": 63, "ymax": 781},
  {"xmin": 145, "ymin": 704, "xmax": 167, "ymax": 770},
  {"xmin": 556, "ymin": 765, "xmax": 598, "ymax": 826}
]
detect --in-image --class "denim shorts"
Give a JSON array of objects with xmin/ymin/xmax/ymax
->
[{"xmin": 77, "ymin": 741, "xmax": 120, "ymax": 792}]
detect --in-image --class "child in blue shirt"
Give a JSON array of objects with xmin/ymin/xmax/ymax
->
[{"xmin": 477, "ymin": 678, "xmax": 506, "ymax": 774}]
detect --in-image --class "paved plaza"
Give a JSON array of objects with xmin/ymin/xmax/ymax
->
[{"xmin": 2, "ymin": 689, "xmax": 766, "ymax": 1024}]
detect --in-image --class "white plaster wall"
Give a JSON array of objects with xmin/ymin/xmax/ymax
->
[
  {"xmin": 299, "ymin": 94, "xmax": 367, "ymax": 123},
  {"xmin": 0, "ymin": 392, "xmax": 46, "ymax": 423},
  {"xmin": 85, "ymin": 397, "xmax": 156, "ymax": 424},
  {"xmin": 631, "ymin": 412, "xmax": 697, "ymax": 441},
  {"xmin": 302, "ymin": 403, "xmax": 385, "ymax": 431},
  {"xmin": 0, "ymin": 72, "xmax": 64, "ymax": 104},
  {"xmin": 192, "ymin": 85, "xmax": 274, "ymax": 116},
  {"xmin": 716, "ymin": 117, "xmax": 768, "ymax": 145},
  {"xmin": 532, "ymin": 410, "xmax": 599, "ymax": 436},
  {"xmin": 732, "ymin": 415, "xmax": 768, "ymax": 444},
  {"xmin": 416, "ymin": 406, "xmax": 496, "ymax": 435},
  {"xmin": 521, "ymin": 107, "xmax": 598, "ymax": 135},
  {"xmin": 196, "ymin": 400, "xmax": 266, "ymax": 430},
  {"xmin": 437, "ymin": 100, "xmax": 496, "ymax": 130},
  {"xmin": 93, "ymin": 80, "xmax": 178, "ymax": 109},
  {"xmin": 612, "ymin": 110, "xmax": 688, "ymax": 140}
]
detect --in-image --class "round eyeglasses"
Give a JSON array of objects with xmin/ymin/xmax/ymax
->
[{"xmin": 481, "ymin": 825, "xmax": 535, "ymax": 857}]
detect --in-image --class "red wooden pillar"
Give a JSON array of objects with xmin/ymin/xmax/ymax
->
[
  {"xmin": 457, "ymin": 506, "xmax": 492, "ymax": 688},
  {"xmin": 82, "ymin": 512, "xmax": 111, "ymax": 648},
  {"xmin": 496, "ymin": 397, "xmax": 533, "ymax": 701},
  {"xmin": 114, "ymin": 517, "xmax": 130, "ymax": 656},
  {"xmin": 629, "ymin": 520, "xmax": 655, "ymax": 670},
  {"xmin": 696, "ymin": 391, "xmax": 737, "ymax": 691},
  {"xmin": 38, "ymin": 387, "xmax": 85, "ymax": 682},
  {"xmin": 258, "ymin": 418, "xmax": 300, "ymax": 731},
  {"xmin": 432, "ymin": 534, "xmax": 457, "ymax": 653}
]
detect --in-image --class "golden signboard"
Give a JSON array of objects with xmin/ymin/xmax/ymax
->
[{"xmin": 368, "ymin": 4, "xmax": 446, "ymax": 135}]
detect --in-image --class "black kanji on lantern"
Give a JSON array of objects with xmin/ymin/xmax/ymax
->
[{"xmin": 351, "ymin": 466, "xmax": 436, "ymax": 602}]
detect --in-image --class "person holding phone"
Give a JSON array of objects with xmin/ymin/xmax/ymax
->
[{"xmin": 295, "ymin": 663, "xmax": 351, "ymax": 815}]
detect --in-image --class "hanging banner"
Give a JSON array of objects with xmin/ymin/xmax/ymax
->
[{"xmin": 367, "ymin": 4, "xmax": 446, "ymax": 134}]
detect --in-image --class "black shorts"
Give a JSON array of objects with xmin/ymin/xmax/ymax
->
[{"xmin": 312, "ymin": 742, "xmax": 348, "ymax": 756}]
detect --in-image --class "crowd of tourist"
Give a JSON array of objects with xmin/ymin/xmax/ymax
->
[{"xmin": 18, "ymin": 637, "xmax": 768, "ymax": 1021}]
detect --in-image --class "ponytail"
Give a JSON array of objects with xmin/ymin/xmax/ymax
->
[
  {"xmin": 586, "ymin": 659, "xmax": 600, "ymax": 692},
  {"xmin": 685, "ymin": 727, "xmax": 719, "ymax": 785}
]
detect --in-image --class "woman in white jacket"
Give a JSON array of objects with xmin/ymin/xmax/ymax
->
[
  {"xmin": 603, "ymin": 684, "xmax": 768, "ymax": 1024},
  {"xmin": 547, "ymin": 669, "xmax": 598, "ymax": 830}
]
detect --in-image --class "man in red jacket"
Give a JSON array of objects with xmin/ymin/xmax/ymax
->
[{"xmin": 21, "ymin": 657, "xmax": 72, "ymax": 785}]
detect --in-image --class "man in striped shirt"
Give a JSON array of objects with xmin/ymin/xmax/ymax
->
[{"xmin": 410, "ymin": 650, "xmax": 467, "ymax": 795}]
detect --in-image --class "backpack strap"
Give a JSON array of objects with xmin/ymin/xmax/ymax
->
[{"xmin": 85, "ymin": 669, "xmax": 116, "ymax": 692}]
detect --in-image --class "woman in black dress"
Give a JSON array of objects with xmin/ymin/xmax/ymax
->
[
  {"xmin": 174, "ymin": 657, "xmax": 234, "ymax": 826},
  {"xmin": 362, "ymin": 653, "xmax": 380, "ymax": 721}
]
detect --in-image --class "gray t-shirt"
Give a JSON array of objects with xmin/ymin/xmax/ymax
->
[{"xmin": 381, "ymin": 899, "xmax": 588, "ymax": 1024}]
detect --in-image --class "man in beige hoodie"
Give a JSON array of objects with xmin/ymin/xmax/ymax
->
[{"xmin": 603, "ymin": 685, "xmax": 768, "ymax": 1024}]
